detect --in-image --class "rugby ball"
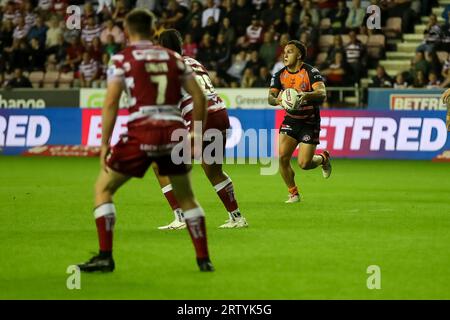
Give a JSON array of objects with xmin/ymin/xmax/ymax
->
[{"xmin": 280, "ymin": 88, "xmax": 299, "ymax": 111}]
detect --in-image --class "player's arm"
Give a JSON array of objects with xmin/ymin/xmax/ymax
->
[
  {"xmin": 101, "ymin": 79, "xmax": 123, "ymax": 171},
  {"xmin": 299, "ymin": 82, "xmax": 327, "ymax": 105},
  {"xmin": 268, "ymin": 71, "xmax": 283, "ymax": 106},
  {"xmin": 182, "ymin": 75, "xmax": 207, "ymax": 125},
  {"xmin": 268, "ymin": 88, "xmax": 282, "ymax": 106}
]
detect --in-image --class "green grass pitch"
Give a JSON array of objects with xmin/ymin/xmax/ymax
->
[{"xmin": 0, "ymin": 156, "xmax": 449, "ymax": 299}]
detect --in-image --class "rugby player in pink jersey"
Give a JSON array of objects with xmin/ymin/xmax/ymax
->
[
  {"xmin": 77, "ymin": 10, "xmax": 214, "ymax": 272},
  {"xmin": 153, "ymin": 29, "xmax": 249, "ymax": 230}
]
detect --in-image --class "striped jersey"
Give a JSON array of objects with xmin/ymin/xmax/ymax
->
[
  {"xmin": 270, "ymin": 63, "xmax": 325, "ymax": 124},
  {"xmin": 179, "ymin": 56, "xmax": 226, "ymax": 118}
]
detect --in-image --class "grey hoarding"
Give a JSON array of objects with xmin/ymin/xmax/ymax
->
[{"xmin": 0, "ymin": 89, "xmax": 79, "ymax": 108}]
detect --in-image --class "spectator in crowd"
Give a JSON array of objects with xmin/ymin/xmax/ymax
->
[
  {"xmin": 412, "ymin": 69, "xmax": 426, "ymax": 88},
  {"xmin": 29, "ymin": 37, "xmax": 46, "ymax": 71},
  {"xmin": 371, "ymin": 65, "xmax": 393, "ymax": 88},
  {"xmin": 258, "ymin": 31, "xmax": 277, "ymax": 69},
  {"xmin": 226, "ymin": 50, "xmax": 247, "ymax": 84},
  {"xmin": 104, "ymin": 34, "xmax": 120, "ymax": 57},
  {"xmin": 81, "ymin": 16, "xmax": 102, "ymax": 47},
  {"xmin": 97, "ymin": 52, "xmax": 110, "ymax": 87},
  {"xmin": 202, "ymin": 0, "xmax": 222, "ymax": 27},
  {"xmin": 328, "ymin": 0, "xmax": 349, "ymax": 34},
  {"xmin": 278, "ymin": 12, "xmax": 298, "ymax": 40},
  {"xmin": 213, "ymin": 32, "xmax": 231, "ymax": 73},
  {"xmin": 188, "ymin": 16, "xmax": 203, "ymax": 43},
  {"xmin": 410, "ymin": 51, "xmax": 430, "ymax": 80},
  {"xmin": 27, "ymin": 16, "xmax": 47, "ymax": 48},
  {"xmin": 112, "ymin": 0, "xmax": 128, "ymax": 28},
  {"xmin": 246, "ymin": 49, "xmax": 264, "ymax": 76},
  {"xmin": 240, "ymin": 67, "xmax": 256, "ymax": 88},
  {"xmin": 299, "ymin": 31, "xmax": 317, "ymax": 65},
  {"xmin": 46, "ymin": 17, "xmax": 63, "ymax": 49},
  {"xmin": 35, "ymin": 0, "xmax": 52, "ymax": 21},
  {"xmin": 441, "ymin": 10, "xmax": 450, "ymax": 52},
  {"xmin": 425, "ymin": 51, "xmax": 442, "ymax": 76},
  {"xmin": 1, "ymin": 20, "xmax": 15, "ymax": 51},
  {"xmin": 426, "ymin": 71, "xmax": 441, "ymax": 88},
  {"xmin": 50, "ymin": 33, "xmax": 68, "ymax": 66},
  {"xmin": 325, "ymin": 35, "xmax": 346, "ymax": 67},
  {"xmin": 13, "ymin": 16, "xmax": 30, "ymax": 42},
  {"xmin": 252, "ymin": 65, "xmax": 271, "ymax": 87},
  {"xmin": 300, "ymin": 0, "xmax": 320, "ymax": 27},
  {"xmin": 275, "ymin": 32, "xmax": 290, "ymax": 59},
  {"xmin": 322, "ymin": 51, "xmax": 348, "ymax": 86},
  {"xmin": 79, "ymin": 52, "xmax": 98, "ymax": 88},
  {"xmin": 298, "ymin": 13, "xmax": 318, "ymax": 45},
  {"xmin": 271, "ymin": 53, "xmax": 284, "ymax": 75},
  {"xmin": 204, "ymin": 16, "xmax": 219, "ymax": 39},
  {"xmin": 4, "ymin": 68, "xmax": 32, "ymax": 88},
  {"xmin": 245, "ymin": 15, "xmax": 263, "ymax": 50},
  {"xmin": 24, "ymin": 0, "xmax": 37, "ymax": 28},
  {"xmin": 81, "ymin": 2, "xmax": 96, "ymax": 26},
  {"xmin": 182, "ymin": 33, "xmax": 198, "ymax": 58},
  {"xmin": 2, "ymin": 1, "xmax": 20, "ymax": 25},
  {"xmin": 345, "ymin": 29, "xmax": 366, "ymax": 83},
  {"xmin": 162, "ymin": 0, "xmax": 188, "ymax": 30},
  {"xmin": 185, "ymin": 0, "xmax": 203, "ymax": 24},
  {"xmin": 345, "ymin": 0, "xmax": 365, "ymax": 31},
  {"xmin": 260, "ymin": 0, "xmax": 282, "ymax": 29},
  {"xmin": 385, "ymin": 0, "xmax": 415, "ymax": 33},
  {"xmin": 100, "ymin": 19, "xmax": 125, "ymax": 45},
  {"xmin": 228, "ymin": 0, "xmax": 253, "ymax": 37},
  {"xmin": 218, "ymin": 16, "xmax": 236, "ymax": 47},
  {"xmin": 8, "ymin": 39, "xmax": 29, "ymax": 71},
  {"xmin": 52, "ymin": 0, "xmax": 69, "ymax": 20},
  {"xmin": 313, "ymin": 0, "xmax": 338, "ymax": 18},
  {"xmin": 62, "ymin": 36, "xmax": 84, "ymax": 72},
  {"xmin": 196, "ymin": 32, "xmax": 215, "ymax": 70},
  {"xmin": 442, "ymin": 4, "xmax": 450, "ymax": 23},
  {"xmin": 393, "ymin": 72, "xmax": 409, "ymax": 88},
  {"xmin": 417, "ymin": 14, "xmax": 442, "ymax": 53},
  {"xmin": 89, "ymin": 37, "xmax": 103, "ymax": 62}
]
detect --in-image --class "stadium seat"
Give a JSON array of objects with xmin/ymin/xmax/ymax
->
[
  {"xmin": 29, "ymin": 71, "xmax": 44, "ymax": 88},
  {"xmin": 42, "ymin": 71, "xmax": 59, "ymax": 88},
  {"xmin": 58, "ymin": 72, "xmax": 74, "ymax": 88},
  {"xmin": 341, "ymin": 35, "xmax": 350, "ymax": 46},
  {"xmin": 367, "ymin": 35, "xmax": 385, "ymax": 59},
  {"xmin": 356, "ymin": 34, "xmax": 368, "ymax": 45},
  {"xmin": 384, "ymin": 17, "xmax": 402, "ymax": 38},
  {"xmin": 319, "ymin": 35, "xmax": 334, "ymax": 52},
  {"xmin": 320, "ymin": 18, "xmax": 331, "ymax": 30}
]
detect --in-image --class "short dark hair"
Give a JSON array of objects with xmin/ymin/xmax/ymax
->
[
  {"xmin": 125, "ymin": 8, "xmax": 153, "ymax": 37},
  {"xmin": 287, "ymin": 40, "xmax": 307, "ymax": 60},
  {"xmin": 158, "ymin": 29, "xmax": 183, "ymax": 54}
]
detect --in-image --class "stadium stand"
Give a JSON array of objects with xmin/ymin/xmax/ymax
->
[{"xmin": 0, "ymin": 0, "xmax": 448, "ymax": 107}]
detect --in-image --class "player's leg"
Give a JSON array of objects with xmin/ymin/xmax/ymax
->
[
  {"xmin": 202, "ymin": 128, "xmax": 248, "ymax": 228},
  {"xmin": 279, "ymin": 133, "xmax": 301, "ymax": 203},
  {"xmin": 202, "ymin": 161, "xmax": 248, "ymax": 228},
  {"xmin": 297, "ymin": 124, "xmax": 332, "ymax": 178},
  {"xmin": 152, "ymin": 164, "xmax": 185, "ymax": 230},
  {"xmin": 169, "ymin": 173, "xmax": 214, "ymax": 272},
  {"xmin": 78, "ymin": 168, "xmax": 131, "ymax": 272},
  {"xmin": 298, "ymin": 143, "xmax": 331, "ymax": 178}
]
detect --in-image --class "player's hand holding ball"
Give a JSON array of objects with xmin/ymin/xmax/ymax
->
[{"xmin": 280, "ymin": 88, "xmax": 306, "ymax": 111}]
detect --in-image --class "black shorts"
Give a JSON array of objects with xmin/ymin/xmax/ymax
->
[{"xmin": 279, "ymin": 115, "xmax": 320, "ymax": 145}]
